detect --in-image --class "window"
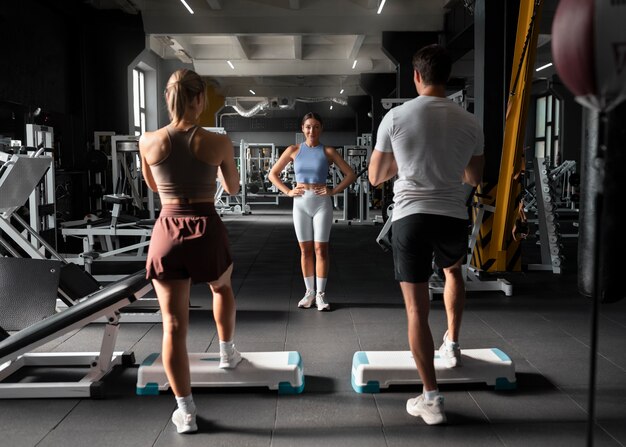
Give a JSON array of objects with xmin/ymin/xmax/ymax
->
[
  {"xmin": 132, "ymin": 68, "xmax": 146, "ymax": 136},
  {"xmin": 534, "ymin": 94, "xmax": 560, "ymax": 166}
]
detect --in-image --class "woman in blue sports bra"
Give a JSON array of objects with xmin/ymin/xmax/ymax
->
[{"xmin": 269, "ymin": 112, "xmax": 356, "ymax": 311}]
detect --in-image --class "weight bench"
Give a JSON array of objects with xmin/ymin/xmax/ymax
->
[
  {"xmin": 61, "ymin": 194, "xmax": 153, "ymax": 281},
  {"xmin": 0, "ymin": 270, "xmax": 151, "ymax": 398},
  {"xmin": 137, "ymin": 351, "xmax": 305, "ymax": 395},
  {"xmin": 351, "ymin": 349, "xmax": 516, "ymax": 393}
]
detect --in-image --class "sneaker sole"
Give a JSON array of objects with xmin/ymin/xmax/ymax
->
[
  {"xmin": 219, "ymin": 355, "xmax": 243, "ymax": 369},
  {"xmin": 298, "ymin": 302, "xmax": 314, "ymax": 309},
  {"xmin": 317, "ymin": 305, "xmax": 330, "ymax": 311},
  {"xmin": 406, "ymin": 403, "xmax": 446, "ymax": 425},
  {"xmin": 176, "ymin": 423, "xmax": 198, "ymax": 434},
  {"xmin": 439, "ymin": 353, "xmax": 462, "ymax": 368}
]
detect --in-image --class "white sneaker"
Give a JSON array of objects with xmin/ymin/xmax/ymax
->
[
  {"xmin": 219, "ymin": 347, "xmax": 243, "ymax": 369},
  {"xmin": 406, "ymin": 394, "xmax": 446, "ymax": 425},
  {"xmin": 298, "ymin": 289, "xmax": 316, "ymax": 308},
  {"xmin": 439, "ymin": 330, "xmax": 462, "ymax": 368},
  {"xmin": 172, "ymin": 408, "xmax": 198, "ymax": 434},
  {"xmin": 316, "ymin": 292, "xmax": 330, "ymax": 311}
]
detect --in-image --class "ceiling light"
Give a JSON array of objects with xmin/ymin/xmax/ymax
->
[
  {"xmin": 329, "ymin": 104, "xmax": 333, "ymax": 110},
  {"xmin": 377, "ymin": 0, "xmax": 387, "ymax": 14},
  {"xmin": 227, "ymin": 60, "xmax": 235, "ymax": 70},
  {"xmin": 339, "ymin": 88, "xmax": 344, "ymax": 94},
  {"xmin": 249, "ymin": 89, "xmax": 256, "ymax": 95},
  {"xmin": 179, "ymin": 0, "xmax": 194, "ymax": 14},
  {"xmin": 352, "ymin": 60, "xmax": 357, "ymax": 69},
  {"xmin": 536, "ymin": 62, "xmax": 553, "ymax": 72}
]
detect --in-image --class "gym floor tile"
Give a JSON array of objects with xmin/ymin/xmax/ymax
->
[
  {"xmin": 490, "ymin": 422, "xmax": 622, "ymax": 447},
  {"xmin": 383, "ymin": 425, "xmax": 505, "ymax": 447}
]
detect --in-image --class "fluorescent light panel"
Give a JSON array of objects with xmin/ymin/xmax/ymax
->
[
  {"xmin": 352, "ymin": 60, "xmax": 357, "ymax": 69},
  {"xmin": 536, "ymin": 62, "xmax": 553, "ymax": 72},
  {"xmin": 179, "ymin": 0, "xmax": 194, "ymax": 14},
  {"xmin": 377, "ymin": 0, "xmax": 387, "ymax": 14},
  {"xmin": 339, "ymin": 88, "xmax": 344, "ymax": 94},
  {"xmin": 249, "ymin": 89, "xmax": 256, "ymax": 95},
  {"xmin": 227, "ymin": 60, "xmax": 235, "ymax": 69}
]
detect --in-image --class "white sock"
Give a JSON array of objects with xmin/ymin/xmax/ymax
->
[
  {"xmin": 304, "ymin": 276, "xmax": 315, "ymax": 292},
  {"xmin": 175, "ymin": 394, "xmax": 196, "ymax": 414},
  {"xmin": 316, "ymin": 276, "xmax": 327, "ymax": 294},
  {"xmin": 423, "ymin": 388, "xmax": 440, "ymax": 401},
  {"xmin": 220, "ymin": 339, "xmax": 235, "ymax": 354}
]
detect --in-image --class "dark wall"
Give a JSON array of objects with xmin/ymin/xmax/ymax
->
[{"xmin": 0, "ymin": 0, "xmax": 144, "ymax": 169}]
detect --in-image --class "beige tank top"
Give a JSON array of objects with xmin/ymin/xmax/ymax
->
[{"xmin": 149, "ymin": 125, "xmax": 218, "ymax": 200}]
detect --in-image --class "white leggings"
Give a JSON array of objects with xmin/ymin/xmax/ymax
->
[{"xmin": 293, "ymin": 190, "xmax": 333, "ymax": 242}]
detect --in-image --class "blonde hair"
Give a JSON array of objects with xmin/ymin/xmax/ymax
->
[{"xmin": 164, "ymin": 69, "xmax": 207, "ymax": 124}]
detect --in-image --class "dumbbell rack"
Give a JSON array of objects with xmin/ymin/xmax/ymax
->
[{"xmin": 529, "ymin": 157, "xmax": 564, "ymax": 273}]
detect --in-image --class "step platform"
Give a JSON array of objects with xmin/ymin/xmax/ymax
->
[
  {"xmin": 351, "ymin": 348, "xmax": 516, "ymax": 393},
  {"xmin": 137, "ymin": 351, "xmax": 304, "ymax": 395}
]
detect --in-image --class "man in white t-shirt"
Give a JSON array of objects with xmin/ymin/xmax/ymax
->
[{"xmin": 369, "ymin": 44, "xmax": 484, "ymax": 425}]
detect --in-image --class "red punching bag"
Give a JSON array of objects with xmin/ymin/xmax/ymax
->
[
  {"xmin": 551, "ymin": 0, "xmax": 596, "ymax": 99},
  {"xmin": 552, "ymin": 0, "xmax": 626, "ymax": 111}
]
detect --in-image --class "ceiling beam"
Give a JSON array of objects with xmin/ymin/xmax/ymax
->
[
  {"xmin": 348, "ymin": 35, "xmax": 365, "ymax": 60},
  {"xmin": 205, "ymin": 0, "xmax": 222, "ymax": 9},
  {"xmin": 293, "ymin": 35, "xmax": 302, "ymax": 60},
  {"xmin": 194, "ymin": 58, "xmax": 374, "ymax": 76},
  {"xmin": 230, "ymin": 36, "xmax": 250, "ymax": 59}
]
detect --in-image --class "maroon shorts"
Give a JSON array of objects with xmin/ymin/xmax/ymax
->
[{"xmin": 146, "ymin": 203, "xmax": 232, "ymax": 283}]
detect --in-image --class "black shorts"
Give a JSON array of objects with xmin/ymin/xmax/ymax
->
[
  {"xmin": 146, "ymin": 203, "xmax": 232, "ymax": 283},
  {"xmin": 391, "ymin": 213, "xmax": 469, "ymax": 283}
]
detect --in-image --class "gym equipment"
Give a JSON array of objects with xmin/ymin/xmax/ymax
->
[
  {"xmin": 244, "ymin": 142, "xmax": 279, "ymax": 203},
  {"xmin": 335, "ymin": 143, "xmax": 373, "ymax": 225},
  {"xmin": 474, "ymin": 0, "xmax": 543, "ymax": 273},
  {"xmin": 214, "ymin": 138, "xmax": 251, "ymax": 215},
  {"xmin": 60, "ymin": 193, "xmax": 154, "ymax": 281},
  {"xmin": 375, "ymin": 204, "xmax": 393, "ymax": 252},
  {"xmin": 0, "ymin": 258, "xmax": 61, "ymax": 330},
  {"xmin": 351, "ymin": 349, "xmax": 516, "ymax": 393},
  {"xmin": 24, "ymin": 125, "xmax": 57, "ymax": 248},
  {"xmin": 110, "ymin": 135, "xmax": 155, "ymax": 218},
  {"xmin": 526, "ymin": 157, "xmax": 565, "ymax": 273},
  {"xmin": 0, "ymin": 153, "xmax": 159, "ymax": 323},
  {"xmin": 0, "ymin": 270, "xmax": 151, "ymax": 398},
  {"xmin": 137, "ymin": 351, "xmax": 304, "ymax": 395},
  {"xmin": 214, "ymin": 139, "xmax": 279, "ymax": 214}
]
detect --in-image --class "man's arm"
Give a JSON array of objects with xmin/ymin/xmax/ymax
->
[
  {"xmin": 462, "ymin": 154, "xmax": 484, "ymax": 187},
  {"xmin": 368, "ymin": 150, "xmax": 397, "ymax": 187}
]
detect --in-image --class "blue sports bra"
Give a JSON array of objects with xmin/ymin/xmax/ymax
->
[{"xmin": 293, "ymin": 143, "xmax": 329, "ymax": 184}]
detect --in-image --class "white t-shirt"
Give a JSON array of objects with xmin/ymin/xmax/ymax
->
[{"xmin": 374, "ymin": 95, "xmax": 484, "ymax": 221}]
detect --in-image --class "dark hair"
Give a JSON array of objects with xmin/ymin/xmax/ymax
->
[
  {"xmin": 412, "ymin": 44, "xmax": 452, "ymax": 86},
  {"xmin": 164, "ymin": 69, "xmax": 207, "ymax": 124},
  {"xmin": 301, "ymin": 112, "xmax": 323, "ymax": 127}
]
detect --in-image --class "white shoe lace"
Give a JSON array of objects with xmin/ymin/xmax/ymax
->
[{"xmin": 316, "ymin": 293, "xmax": 329, "ymax": 308}]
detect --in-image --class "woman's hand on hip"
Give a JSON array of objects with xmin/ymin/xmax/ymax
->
[
  {"xmin": 288, "ymin": 185, "xmax": 305, "ymax": 197},
  {"xmin": 314, "ymin": 185, "xmax": 333, "ymax": 196}
]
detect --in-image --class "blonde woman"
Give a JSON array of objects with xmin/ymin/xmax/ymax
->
[{"xmin": 139, "ymin": 69, "xmax": 241, "ymax": 434}]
